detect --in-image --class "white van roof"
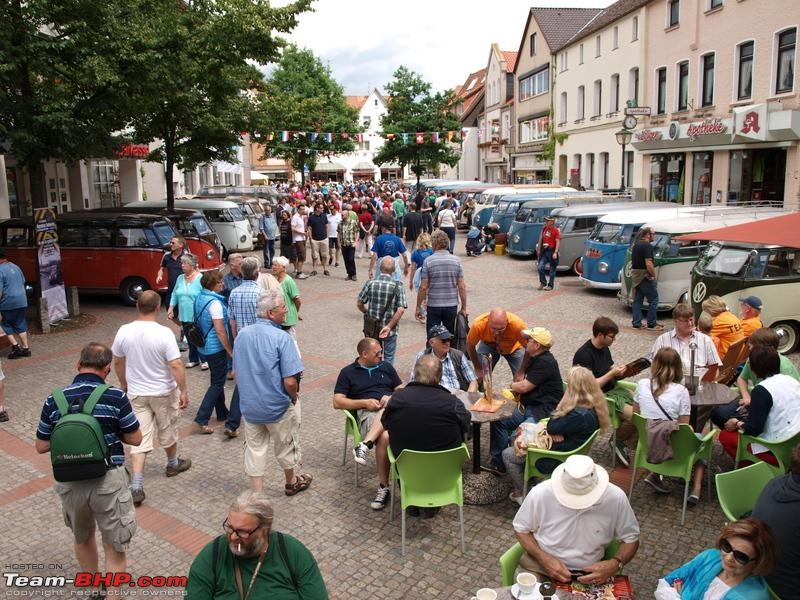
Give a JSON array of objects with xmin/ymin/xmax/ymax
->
[
  {"xmin": 653, "ymin": 209, "xmax": 789, "ymax": 234},
  {"xmin": 550, "ymin": 201, "xmax": 672, "ymax": 218},
  {"xmin": 481, "ymin": 184, "xmax": 576, "ymax": 196},
  {"xmin": 596, "ymin": 206, "xmax": 717, "ymax": 225},
  {"xmin": 127, "ymin": 199, "xmax": 241, "ymax": 210}
]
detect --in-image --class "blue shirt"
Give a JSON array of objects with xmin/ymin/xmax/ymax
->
[
  {"xmin": 228, "ymin": 280, "xmax": 261, "ymax": 331},
  {"xmin": 0, "ymin": 261, "xmax": 27, "ymax": 310},
  {"xmin": 232, "ymin": 319, "xmax": 304, "ymax": 424},
  {"xmin": 194, "ymin": 289, "xmax": 228, "ymax": 355},
  {"xmin": 664, "ymin": 548, "xmax": 769, "ymax": 599},
  {"xmin": 36, "ymin": 373, "xmax": 140, "ymax": 466},
  {"xmin": 371, "ymin": 233, "xmax": 407, "ymax": 258},
  {"xmin": 261, "ymin": 214, "xmax": 277, "ymax": 240},
  {"xmin": 222, "ymin": 272, "xmax": 243, "ymax": 300},
  {"xmin": 169, "ymin": 274, "xmax": 202, "ymax": 322}
]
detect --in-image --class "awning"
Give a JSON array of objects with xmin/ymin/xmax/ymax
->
[
  {"xmin": 380, "ymin": 162, "xmax": 401, "ymax": 169},
  {"xmin": 674, "ymin": 212, "xmax": 800, "ymax": 248},
  {"xmin": 351, "ymin": 161, "xmax": 376, "ymax": 172},
  {"xmin": 312, "ymin": 162, "xmax": 346, "ymax": 172},
  {"xmin": 213, "ymin": 160, "xmax": 242, "ymax": 174},
  {"xmin": 250, "ymin": 171, "xmax": 269, "ymax": 181}
]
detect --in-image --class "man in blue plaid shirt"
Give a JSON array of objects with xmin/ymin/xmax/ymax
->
[
  {"xmin": 357, "ymin": 256, "xmax": 407, "ymax": 366},
  {"xmin": 409, "ymin": 324, "xmax": 478, "ymax": 392}
]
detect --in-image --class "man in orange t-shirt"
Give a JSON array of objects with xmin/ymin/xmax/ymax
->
[
  {"xmin": 466, "ymin": 308, "xmax": 528, "ymax": 384},
  {"xmin": 738, "ymin": 296, "xmax": 764, "ymax": 338}
]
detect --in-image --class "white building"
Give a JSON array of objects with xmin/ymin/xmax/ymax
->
[
  {"xmin": 441, "ymin": 68, "xmax": 485, "ymax": 181},
  {"xmin": 478, "ymin": 45, "xmax": 518, "ymax": 183}
]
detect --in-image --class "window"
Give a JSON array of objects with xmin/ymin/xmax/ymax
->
[
  {"xmin": 116, "ymin": 227, "xmax": 150, "ymax": 248},
  {"xmin": 595, "ymin": 35, "xmax": 601, "ymax": 57},
  {"xmin": 359, "ymin": 141, "xmax": 370, "ymax": 151},
  {"xmin": 613, "ymin": 26, "xmax": 619, "ymax": 49},
  {"xmin": 632, "ymin": 16, "xmax": 639, "ymax": 41},
  {"xmin": 656, "ymin": 67, "xmax": 667, "ymax": 114},
  {"xmin": 668, "ymin": 0, "xmax": 680, "ymax": 27},
  {"xmin": 519, "ymin": 116, "xmax": 550, "ymax": 143},
  {"xmin": 530, "ymin": 33, "xmax": 537, "ymax": 56},
  {"xmin": 610, "ymin": 74, "xmax": 620, "ymax": 112},
  {"xmin": 587, "ymin": 153, "xmax": 595, "ymax": 188},
  {"xmin": 560, "ymin": 51, "xmax": 568, "ymax": 72},
  {"xmin": 677, "ymin": 61, "xmax": 689, "ymax": 110},
  {"xmin": 559, "ymin": 92, "xmax": 568, "ymax": 124},
  {"xmin": 701, "ymin": 53, "xmax": 715, "ymax": 106},
  {"xmin": 710, "ymin": 0, "xmax": 722, "ymax": 8},
  {"xmin": 579, "ymin": 43, "xmax": 584, "ymax": 64},
  {"xmin": 199, "ymin": 166, "xmax": 209, "ymax": 188},
  {"xmin": 362, "ymin": 116, "xmax": 371, "ymax": 128},
  {"xmin": 577, "ymin": 86, "xmax": 585, "ymax": 120},
  {"xmin": 599, "ymin": 152, "xmax": 609, "ymax": 188},
  {"xmin": 737, "ymin": 41, "xmax": 754, "ymax": 100},
  {"xmin": 776, "ymin": 28, "xmax": 796, "ymax": 94},
  {"xmin": 593, "ymin": 80, "xmax": 602, "ymax": 116},
  {"xmin": 691, "ymin": 152, "xmax": 713, "ymax": 204},
  {"xmin": 629, "ymin": 67, "xmax": 640, "ymax": 104},
  {"xmin": 519, "ymin": 67, "xmax": 549, "ymax": 100},
  {"xmin": 92, "ymin": 160, "xmax": 116, "ymax": 207}
]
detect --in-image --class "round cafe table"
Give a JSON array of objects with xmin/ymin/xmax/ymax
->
[
  {"xmin": 453, "ymin": 390, "xmax": 517, "ymax": 474},
  {"xmin": 689, "ymin": 381, "xmax": 738, "ymax": 430}
]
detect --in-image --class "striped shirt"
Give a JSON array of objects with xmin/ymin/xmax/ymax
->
[
  {"xmin": 36, "ymin": 373, "xmax": 139, "ymax": 466},
  {"xmin": 649, "ymin": 329, "xmax": 721, "ymax": 381},
  {"xmin": 409, "ymin": 349, "xmax": 477, "ymax": 391},
  {"xmin": 228, "ymin": 280, "xmax": 261, "ymax": 331},
  {"xmin": 357, "ymin": 275, "xmax": 407, "ymax": 337},
  {"xmin": 420, "ymin": 250, "xmax": 463, "ymax": 308}
]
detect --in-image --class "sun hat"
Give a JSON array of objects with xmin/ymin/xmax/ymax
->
[
  {"xmin": 521, "ymin": 327, "xmax": 553, "ymax": 348},
  {"xmin": 428, "ymin": 323, "xmax": 453, "ymax": 340},
  {"xmin": 739, "ymin": 296, "xmax": 763, "ymax": 311},
  {"xmin": 551, "ymin": 455, "xmax": 609, "ymax": 510}
]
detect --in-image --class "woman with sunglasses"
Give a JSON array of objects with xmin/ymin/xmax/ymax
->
[{"xmin": 656, "ymin": 517, "xmax": 777, "ymax": 599}]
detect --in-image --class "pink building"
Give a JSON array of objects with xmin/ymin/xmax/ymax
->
[{"xmin": 631, "ymin": 0, "xmax": 799, "ymax": 209}]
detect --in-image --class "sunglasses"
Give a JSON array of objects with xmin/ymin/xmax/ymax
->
[{"xmin": 720, "ymin": 539, "xmax": 755, "ymax": 566}]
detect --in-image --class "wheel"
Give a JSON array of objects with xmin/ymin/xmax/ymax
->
[
  {"xmin": 120, "ymin": 277, "xmax": 149, "ymax": 306},
  {"xmin": 772, "ymin": 321, "xmax": 799, "ymax": 354},
  {"xmin": 678, "ymin": 291, "xmax": 689, "ymax": 306},
  {"xmin": 571, "ymin": 257, "xmax": 583, "ymax": 275},
  {"xmin": 220, "ymin": 244, "xmax": 228, "ymax": 261}
]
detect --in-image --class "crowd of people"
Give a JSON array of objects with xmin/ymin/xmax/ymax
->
[{"xmin": 23, "ymin": 177, "xmax": 800, "ymax": 598}]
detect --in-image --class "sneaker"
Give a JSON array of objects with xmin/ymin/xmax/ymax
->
[
  {"xmin": 481, "ymin": 462, "xmax": 506, "ymax": 476},
  {"xmin": 223, "ymin": 428, "xmax": 239, "ymax": 439},
  {"xmin": 631, "ymin": 324, "xmax": 642, "ymax": 329},
  {"xmin": 200, "ymin": 362, "xmax": 209, "ymax": 370},
  {"xmin": 647, "ymin": 323, "xmax": 665, "ymax": 331},
  {"xmin": 323, "ymin": 271, "xmax": 330, "ymax": 276},
  {"xmin": 165, "ymin": 458, "xmax": 192, "ymax": 477},
  {"xmin": 508, "ymin": 491, "xmax": 523, "ymax": 506},
  {"xmin": 0, "ymin": 410, "xmax": 9, "ymax": 422},
  {"xmin": 353, "ymin": 442, "xmax": 370, "ymax": 465},
  {"xmin": 687, "ymin": 493, "xmax": 700, "ymax": 507},
  {"xmin": 537, "ymin": 284, "xmax": 545, "ymax": 290},
  {"xmin": 185, "ymin": 361, "xmax": 199, "ymax": 368},
  {"xmin": 310, "ymin": 270, "xmax": 317, "ymax": 276},
  {"xmin": 543, "ymin": 285, "xmax": 553, "ymax": 291},
  {"xmin": 8, "ymin": 346, "xmax": 29, "ymax": 359},
  {"xmin": 297, "ymin": 273, "xmax": 308, "ymax": 280},
  {"xmin": 644, "ymin": 473, "xmax": 671, "ymax": 494},
  {"xmin": 613, "ymin": 440, "xmax": 630, "ymax": 468},
  {"xmin": 131, "ymin": 487, "xmax": 146, "ymax": 506},
  {"xmin": 370, "ymin": 485, "xmax": 391, "ymax": 510}
]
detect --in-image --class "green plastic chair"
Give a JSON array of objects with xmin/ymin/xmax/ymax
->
[
  {"xmin": 387, "ymin": 444, "xmax": 470, "ymax": 556},
  {"xmin": 627, "ymin": 413, "xmax": 716, "ymax": 526},
  {"xmin": 340, "ymin": 409, "xmax": 363, "ymax": 487},
  {"xmin": 734, "ymin": 430, "xmax": 800, "ymax": 475},
  {"xmin": 522, "ymin": 429, "xmax": 599, "ymax": 496},
  {"xmin": 715, "ymin": 461, "xmax": 775, "ymax": 522},
  {"xmin": 499, "ymin": 539, "xmax": 622, "ymax": 586},
  {"xmin": 606, "ymin": 380, "xmax": 635, "ymax": 468}
]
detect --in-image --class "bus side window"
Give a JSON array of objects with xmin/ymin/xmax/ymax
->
[
  {"xmin": 765, "ymin": 250, "xmax": 796, "ymax": 278},
  {"xmin": 86, "ymin": 227, "xmax": 113, "ymax": 247},
  {"xmin": 116, "ymin": 227, "xmax": 149, "ymax": 248},
  {"xmin": 58, "ymin": 225, "xmax": 86, "ymax": 247},
  {"xmin": 573, "ymin": 217, "xmax": 596, "ymax": 232},
  {"xmin": 6, "ymin": 227, "xmax": 30, "ymax": 247}
]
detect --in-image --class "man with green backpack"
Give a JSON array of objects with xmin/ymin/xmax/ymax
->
[{"xmin": 35, "ymin": 343, "xmax": 141, "ymax": 596}]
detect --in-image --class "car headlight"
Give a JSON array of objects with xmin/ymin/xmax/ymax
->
[
  {"xmin": 512, "ymin": 235, "xmax": 520, "ymax": 243},
  {"xmin": 240, "ymin": 234, "xmax": 247, "ymax": 243},
  {"xmin": 598, "ymin": 262, "xmax": 609, "ymax": 273},
  {"xmin": 206, "ymin": 250, "xmax": 215, "ymax": 260}
]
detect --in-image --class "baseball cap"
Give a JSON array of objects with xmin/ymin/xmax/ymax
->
[
  {"xmin": 521, "ymin": 327, "xmax": 553, "ymax": 347},
  {"xmin": 428, "ymin": 324, "xmax": 454, "ymax": 340},
  {"xmin": 544, "ymin": 215, "xmax": 556, "ymax": 221},
  {"xmin": 739, "ymin": 296, "xmax": 763, "ymax": 311}
]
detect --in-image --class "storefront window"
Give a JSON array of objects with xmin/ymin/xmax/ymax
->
[
  {"xmin": 199, "ymin": 166, "xmax": 208, "ymax": 188},
  {"xmin": 691, "ymin": 152, "xmax": 713, "ymax": 204},
  {"xmin": 728, "ymin": 149, "xmax": 786, "ymax": 206},
  {"xmin": 92, "ymin": 160, "xmax": 118, "ymax": 207},
  {"xmin": 649, "ymin": 153, "xmax": 684, "ymax": 203}
]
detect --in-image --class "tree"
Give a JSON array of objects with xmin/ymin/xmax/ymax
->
[
  {"xmin": 0, "ymin": 0, "xmax": 141, "ymax": 208},
  {"xmin": 373, "ymin": 67, "xmax": 462, "ymax": 188},
  {"xmin": 252, "ymin": 45, "xmax": 358, "ymax": 185},
  {"xmin": 126, "ymin": 0, "xmax": 312, "ymax": 207}
]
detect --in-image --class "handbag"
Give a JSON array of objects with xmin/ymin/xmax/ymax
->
[
  {"xmin": 184, "ymin": 298, "xmax": 214, "ymax": 348},
  {"xmin": 646, "ymin": 383, "xmax": 679, "ymax": 464},
  {"xmin": 362, "ymin": 282, "xmax": 399, "ymax": 339},
  {"xmin": 514, "ymin": 421, "xmax": 552, "ymax": 458}
]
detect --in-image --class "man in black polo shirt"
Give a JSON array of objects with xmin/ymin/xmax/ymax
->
[
  {"xmin": 630, "ymin": 226, "xmax": 663, "ymax": 330},
  {"xmin": 307, "ymin": 202, "xmax": 330, "ymax": 276},
  {"xmin": 333, "ymin": 337, "xmax": 402, "ymax": 510}
]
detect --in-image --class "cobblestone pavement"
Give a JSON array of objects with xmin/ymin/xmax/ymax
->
[{"xmin": 2, "ymin": 245, "xmax": 797, "ymax": 598}]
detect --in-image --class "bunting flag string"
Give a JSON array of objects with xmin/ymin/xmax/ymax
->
[{"xmin": 257, "ymin": 129, "xmax": 470, "ymax": 146}]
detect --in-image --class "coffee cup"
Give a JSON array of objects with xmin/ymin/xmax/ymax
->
[
  {"xmin": 474, "ymin": 589, "xmax": 497, "ymax": 600},
  {"xmin": 516, "ymin": 572, "xmax": 538, "ymax": 595}
]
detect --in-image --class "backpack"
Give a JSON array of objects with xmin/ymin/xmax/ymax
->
[
  {"xmin": 184, "ymin": 298, "xmax": 214, "ymax": 348},
  {"xmin": 50, "ymin": 385, "xmax": 111, "ymax": 482}
]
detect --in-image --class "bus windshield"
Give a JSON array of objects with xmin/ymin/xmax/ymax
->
[
  {"xmin": 189, "ymin": 215, "xmax": 215, "ymax": 235},
  {"xmin": 589, "ymin": 222, "xmax": 626, "ymax": 243},
  {"xmin": 696, "ymin": 244, "xmax": 753, "ymax": 276},
  {"xmin": 514, "ymin": 208, "xmax": 530, "ymax": 223}
]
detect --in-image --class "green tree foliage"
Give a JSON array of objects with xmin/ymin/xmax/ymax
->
[
  {"xmin": 373, "ymin": 67, "xmax": 462, "ymax": 187},
  {"xmin": 252, "ymin": 45, "xmax": 358, "ymax": 184}
]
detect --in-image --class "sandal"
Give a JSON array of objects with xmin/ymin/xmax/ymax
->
[{"xmin": 285, "ymin": 473, "xmax": 313, "ymax": 496}]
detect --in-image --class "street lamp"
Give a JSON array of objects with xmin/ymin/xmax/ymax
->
[{"xmin": 615, "ymin": 127, "xmax": 633, "ymax": 192}]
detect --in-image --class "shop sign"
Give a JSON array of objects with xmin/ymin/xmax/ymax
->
[
  {"xmin": 625, "ymin": 106, "xmax": 652, "ymax": 116},
  {"xmin": 635, "ymin": 129, "xmax": 663, "ymax": 142},
  {"xmin": 733, "ymin": 104, "xmax": 767, "ymax": 141},
  {"xmin": 687, "ymin": 118, "xmax": 727, "ymax": 140},
  {"xmin": 114, "ymin": 143, "xmax": 149, "ymax": 159}
]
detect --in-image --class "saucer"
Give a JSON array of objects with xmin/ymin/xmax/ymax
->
[{"xmin": 510, "ymin": 583, "xmax": 541, "ymax": 600}]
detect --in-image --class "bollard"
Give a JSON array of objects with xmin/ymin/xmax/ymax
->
[
  {"xmin": 67, "ymin": 286, "xmax": 80, "ymax": 316},
  {"xmin": 37, "ymin": 296, "xmax": 51, "ymax": 334}
]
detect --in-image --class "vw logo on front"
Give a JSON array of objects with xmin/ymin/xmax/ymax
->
[
  {"xmin": 624, "ymin": 262, "xmax": 632, "ymax": 279},
  {"xmin": 692, "ymin": 282, "xmax": 707, "ymax": 304}
]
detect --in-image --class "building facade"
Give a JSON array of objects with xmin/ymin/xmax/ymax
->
[
  {"xmin": 442, "ymin": 69, "xmax": 485, "ymax": 181},
  {"xmin": 478, "ymin": 45, "xmax": 518, "ymax": 183}
]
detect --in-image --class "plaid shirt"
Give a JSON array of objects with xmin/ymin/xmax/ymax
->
[
  {"xmin": 357, "ymin": 274, "xmax": 407, "ymax": 337},
  {"xmin": 228, "ymin": 280, "xmax": 261, "ymax": 331},
  {"xmin": 410, "ymin": 348, "xmax": 476, "ymax": 391},
  {"xmin": 339, "ymin": 216, "xmax": 359, "ymax": 247}
]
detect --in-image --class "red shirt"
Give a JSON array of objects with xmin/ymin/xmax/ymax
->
[
  {"xmin": 358, "ymin": 211, "xmax": 374, "ymax": 229},
  {"xmin": 540, "ymin": 225, "xmax": 561, "ymax": 249}
]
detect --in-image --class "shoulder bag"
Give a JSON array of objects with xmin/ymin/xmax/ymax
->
[{"xmin": 363, "ymin": 282, "xmax": 399, "ymax": 339}]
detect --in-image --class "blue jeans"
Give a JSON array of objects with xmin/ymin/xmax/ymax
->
[
  {"xmin": 490, "ymin": 404, "xmax": 548, "ymax": 467},
  {"xmin": 426, "ymin": 305, "xmax": 457, "ymax": 339},
  {"xmin": 538, "ymin": 247, "xmax": 558, "ymax": 287},
  {"xmin": 263, "ymin": 239, "xmax": 275, "ymax": 267},
  {"xmin": 441, "ymin": 226, "xmax": 456, "ymax": 254},
  {"xmin": 381, "ymin": 334, "xmax": 398, "ymax": 366},
  {"xmin": 476, "ymin": 342, "xmax": 525, "ymax": 378},
  {"xmin": 181, "ymin": 323, "xmax": 200, "ymax": 363},
  {"xmin": 194, "ymin": 350, "xmax": 229, "ymax": 426},
  {"xmin": 226, "ymin": 385, "xmax": 242, "ymax": 431},
  {"xmin": 632, "ymin": 278, "xmax": 659, "ymax": 327}
]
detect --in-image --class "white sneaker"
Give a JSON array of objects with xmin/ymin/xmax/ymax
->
[
  {"xmin": 508, "ymin": 491, "xmax": 523, "ymax": 506},
  {"xmin": 370, "ymin": 485, "xmax": 390, "ymax": 510},
  {"xmin": 353, "ymin": 442, "xmax": 369, "ymax": 465}
]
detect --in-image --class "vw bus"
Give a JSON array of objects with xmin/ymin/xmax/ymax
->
[{"xmin": 472, "ymin": 185, "xmax": 577, "ymax": 229}]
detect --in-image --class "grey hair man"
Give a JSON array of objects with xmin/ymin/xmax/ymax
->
[
  {"xmin": 186, "ymin": 490, "xmax": 328, "ymax": 597},
  {"xmin": 357, "ymin": 256, "xmax": 407, "ymax": 366},
  {"xmin": 233, "ymin": 291, "xmax": 310, "ymax": 496},
  {"xmin": 416, "ymin": 229, "xmax": 467, "ymax": 339}
]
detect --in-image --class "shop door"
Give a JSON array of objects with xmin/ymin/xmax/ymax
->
[{"xmin": 728, "ymin": 148, "xmax": 786, "ymax": 206}]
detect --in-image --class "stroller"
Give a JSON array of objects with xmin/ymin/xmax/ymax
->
[{"xmin": 465, "ymin": 226, "xmax": 484, "ymax": 256}]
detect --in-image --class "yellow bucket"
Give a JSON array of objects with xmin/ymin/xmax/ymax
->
[{"xmin": 495, "ymin": 243, "xmax": 505, "ymax": 256}]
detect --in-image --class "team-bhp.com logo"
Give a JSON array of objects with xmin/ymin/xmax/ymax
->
[{"xmin": 4, "ymin": 572, "xmax": 187, "ymax": 596}]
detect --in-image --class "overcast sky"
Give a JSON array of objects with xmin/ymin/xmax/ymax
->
[{"xmin": 273, "ymin": 0, "xmax": 612, "ymax": 95}]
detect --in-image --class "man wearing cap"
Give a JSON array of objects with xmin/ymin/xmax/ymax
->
[
  {"xmin": 466, "ymin": 308, "xmax": 528, "ymax": 386},
  {"xmin": 630, "ymin": 226, "xmax": 663, "ymax": 330},
  {"xmin": 536, "ymin": 215, "xmax": 561, "ymax": 291},
  {"xmin": 488, "ymin": 327, "xmax": 563, "ymax": 474},
  {"xmin": 410, "ymin": 324, "xmax": 478, "ymax": 392},
  {"xmin": 739, "ymin": 296, "xmax": 764, "ymax": 337},
  {"xmin": 512, "ymin": 455, "xmax": 640, "ymax": 584}
]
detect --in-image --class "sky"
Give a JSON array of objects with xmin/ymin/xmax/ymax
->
[{"xmin": 273, "ymin": 0, "xmax": 612, "ymax": 95}]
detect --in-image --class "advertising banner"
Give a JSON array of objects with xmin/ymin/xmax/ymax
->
[{"xmin": 33, "ymin": 208, "xmax": 68, "ymax": 323}]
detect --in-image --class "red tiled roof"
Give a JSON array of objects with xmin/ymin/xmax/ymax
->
[
  {"xmin": 530, "ymin": 7, "xmax": 603, "ymax": 52},
  {"xmin": 502, "ymin": 51, "xmax": 518, "ymax": 72},
  {"xmin": 346, "ymin": 96, "xmax": 368, "ymax": 110}
]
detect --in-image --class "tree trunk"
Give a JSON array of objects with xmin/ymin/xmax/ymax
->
[
  {"xmin": 28, "ymin": 162, "xmax": 46, "ymax": 211},
  {"xmin": 164, "ymin": 129, "xmax": 175, "ymax": 210},
  {"xmin": 298, "ymin": 150, "xmax": 306, "ymax": 185}
]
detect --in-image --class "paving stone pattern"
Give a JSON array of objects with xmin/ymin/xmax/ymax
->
[{"xmin": 1, "ymin": 247, "xmax": 797, "ymax": 598}]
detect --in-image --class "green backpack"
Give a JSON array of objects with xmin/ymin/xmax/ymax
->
[{"xmin": 50, "ymin": 385, "xmax": 112, "ymax": 482}]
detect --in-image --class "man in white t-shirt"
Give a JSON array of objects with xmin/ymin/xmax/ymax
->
[
  {"xmin": 112, "ymin": 290, "xmax": 191, "ymax": 506},
  {"xmin": 512, "ymin": 455, "xmax": 640, "ymax": 584},
  {"xmin": 649, "ymin": 303, "xmax": 721, "ymax": 383},
  {"xmin": 291, "ymin": 205, "xmax": 308, "ymax": 279}
]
